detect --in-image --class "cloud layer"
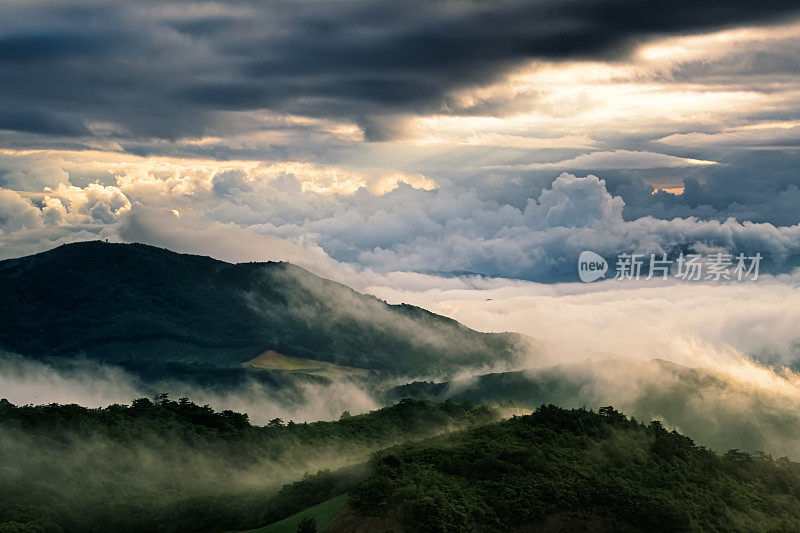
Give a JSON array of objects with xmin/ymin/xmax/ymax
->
[
  {"xmin": 2, "ymin": 1, "xmax": 800, "ymax": 277},
  {"xmin": 5, "ymin": 161, "xmax": 800, "ymax": 282}
]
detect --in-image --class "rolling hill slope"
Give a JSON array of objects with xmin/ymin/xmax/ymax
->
[
  {"xmin": 336, "ymin": 405, "xmax": 800, "ymax": 532},
  {"xmin": 388, "ymin": 358, "xmax": 800, "ymax": 457},
  {"xmin": 0, "ymin": 241, "xmax": 525, "ymax": 377}
]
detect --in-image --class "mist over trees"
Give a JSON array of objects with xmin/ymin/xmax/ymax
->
[
  {"xmin": 3, "ymin": 398, "xmax": 800, "ymax": 532},
  {"xmin": 0, "ymin": 396, "xmax": 498, "ymax": 532}
]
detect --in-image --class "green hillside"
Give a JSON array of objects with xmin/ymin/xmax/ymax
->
[
  {"xmin": 340, "ymin": 406, "xmax": 800, "ymax": 532},
  {"xmin": 3, "ymin": 398, "xmax": 800, "ymax": 532},
  {"xmin": 0, "ymin": 397, "xmax": 499, "ymax": 532},
  {"xmin": 246, "ymin": 495, "xmax": 347, "ymax": 533},
  {"xmin": 388, "ymin": 358, "xmax": 800, "ymax": 458},
  {"xmin": 0, "ymin": 241, "xmax": 524, "ymax": 378}
]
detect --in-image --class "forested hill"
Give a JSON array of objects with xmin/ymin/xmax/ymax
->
[
  {"xmin": 3, "ymin": 399, "xmax": 800, "ymax": 532},
  {"xmin": 0, "ymin": 397, "xmax": 500, "ymax": 532},
  {"xmin": 0, "ymin": 241, "xmax": 524, "ymax": 376},
  {"xmin": 340, "ymin": 406, "xmax": 800, "ymax": 532}
]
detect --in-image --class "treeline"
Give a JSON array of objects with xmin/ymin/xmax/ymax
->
[
  {"xmin": 6, "ymin": 398, "xmax": 800, "ymax": 532},
  {"xmin": 0, "ymin": 396, "xmax": 499, "ymax": 533},
  {"xmin": 342, "ymin": 405, "xmax": 800, "ymax": 532}
]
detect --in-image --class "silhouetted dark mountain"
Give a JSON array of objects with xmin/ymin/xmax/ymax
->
[{"xmin": 0, "ymin": 241, "xmax": 524, "ymax": 377}]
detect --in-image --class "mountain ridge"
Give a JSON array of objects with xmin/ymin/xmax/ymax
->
[{"xmin": 0, "ymin": 241, "xmax": 526, "ymax": 377}]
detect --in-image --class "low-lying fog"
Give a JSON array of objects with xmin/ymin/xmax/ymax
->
[{"xmin": 5, "ymin": 271, "xmax": 800, "ymax": 456}]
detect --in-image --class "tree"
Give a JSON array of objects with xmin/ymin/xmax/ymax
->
[
  {"xmin": 155, "ymin": 392, "xmax": 170, "ymax": 405},
  {"xmin": 296, "ymin": 517, "xmax": 317, "ymax": 533},
  {"xmin": 131, "ymin": 397, "xmax": 153, "ymax": 409}
]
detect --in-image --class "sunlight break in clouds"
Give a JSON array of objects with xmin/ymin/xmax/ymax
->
[
  {"xmin": 0, "ymin": 0, "xmax": 799, "ymax": 445},
  {"xmin": 7, "ymin": 2, "xmax": 800, "ymax": 529},
  {"xmin": 409, "ymin": 20, "xmax": 800, "ymax": 152}
]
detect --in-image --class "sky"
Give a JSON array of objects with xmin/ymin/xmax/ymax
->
[
  {"xmin": 2, "ymin": 0, "xmax": 800, "ymax": 282},
  {"xmin": 6, "ymin": 0, "xmax": 800, "ymax": 448}
]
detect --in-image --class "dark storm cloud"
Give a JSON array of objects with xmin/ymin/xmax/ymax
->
[
  {"xmin": 0, "ymin": 109, "xmax": 90, "ymax": 136},
  {"xmin": 0, "ymin": 0, "xmax": 798, "ymax": 143},
  {"xmin": 0, "ymin": 32, "xmax": 112, "ymax": 63}
]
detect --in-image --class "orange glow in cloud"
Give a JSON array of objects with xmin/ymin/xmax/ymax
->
[{"xmin": 653, "ymin": 187, "xmax": 685, "ymax": 195}]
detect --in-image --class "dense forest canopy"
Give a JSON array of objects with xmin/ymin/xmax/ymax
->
[
  {"xmin": 0, "ymin": 396, "xmax": 498, "ymax": 532},
  {"xmin": 2, "ymin": 398, "xmax": 800, "ymax": 532}
]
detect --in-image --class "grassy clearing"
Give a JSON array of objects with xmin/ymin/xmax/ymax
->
[{"xmin": 244, "ymin": 494, "xmax": 348, "ymax": 533}]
